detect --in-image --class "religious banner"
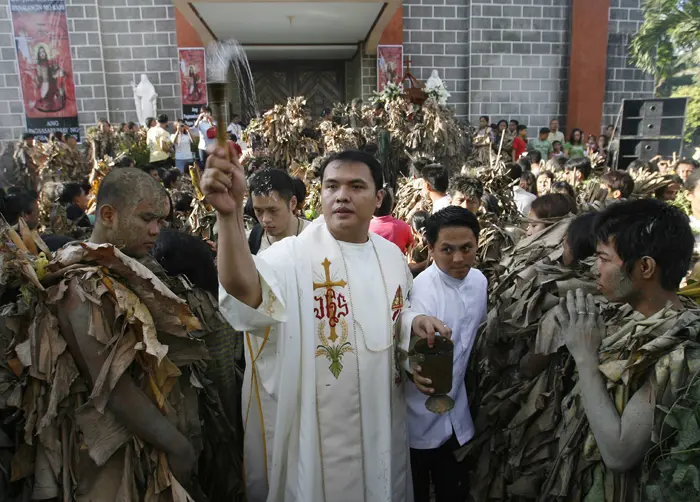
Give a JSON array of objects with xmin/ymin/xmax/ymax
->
[
  {"xmin": 178, "ymin": 47, "xmax": 207, "ymax": 127},
  {"xmin": 377, "ymin": 45, "xmax": 403, "ymax": 92},
  {"xmin": 10, "ymin": 0, "xmax": 80, "ymax": 141}
]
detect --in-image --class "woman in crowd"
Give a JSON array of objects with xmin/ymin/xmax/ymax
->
[
  {"xmin": 171, "ymin": 119, "xmax": 195, "ymax": 173},
  {"xmin": 585, "ymin": 134, "xmax": 597, "ymax": 156},
  {"xmin": 565, "ymin": 128, "xmax": 585, "ymax": 158}
]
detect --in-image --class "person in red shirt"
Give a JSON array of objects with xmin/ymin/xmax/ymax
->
[
  {"xmin": 512, "ymin": 124, "xmax": 528, "ymax": 161},
  {"xmin": 369, "ymin": 188, "xmax": 414, "ymax": 254},
  {"xmin": 228, "ymin": 133, "xmax": 243, "ymax": 157}
]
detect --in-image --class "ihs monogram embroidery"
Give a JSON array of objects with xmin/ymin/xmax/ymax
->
[{"xmin": 313, "ymin": 258, "xmax": 353, "ymax": 378}]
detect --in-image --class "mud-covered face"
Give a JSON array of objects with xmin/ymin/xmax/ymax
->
[
  {"xmin": 108, "ymin": 194, "xmax": 169, "ymax": 258},
  {"xmin": 595, "ymin": 239, "xmax": 638, "ymax": 303}
]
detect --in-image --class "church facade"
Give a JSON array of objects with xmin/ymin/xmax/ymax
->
[{"xmin": 0, "ymin": 0, "xmax": 653, "ymax": 142}]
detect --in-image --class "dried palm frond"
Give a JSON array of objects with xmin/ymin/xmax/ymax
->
[
  {"xmin": 405, "ymin": 98, "xmax": 468, "ymax": 166},
  {"xmin": 319, "ymin": 121, "xmax": 360, "ymax": 153},
  {"xmin": 630, "ymin": 168, "xmax": 672, "ymax": 199},
  {"xmin": 393, "ymin": 176, "xmax": 431, "ymax": 222},
  {"xmin": 244, "ymin": 97, "xmax": 319, "ymax": 167},
  {"xmin": 304, "ymin": 179, "xmax": 322, "ymax": 221}
]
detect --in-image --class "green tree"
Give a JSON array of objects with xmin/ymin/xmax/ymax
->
[
  {"xmin": 630, "ymin": 0, "xmax": 700, "ymax": 93},
  {"xmin": 631, "ymin": 0, "xmax": 700, "ymax": 141},
  {"xmin": 672, "ymin": 84, "xmax": 700, "ymax": 142}
]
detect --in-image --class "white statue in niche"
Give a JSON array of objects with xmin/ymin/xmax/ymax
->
[{"xmin": 131, "ymin": 74, "xmax": 158, "ymax": 126}]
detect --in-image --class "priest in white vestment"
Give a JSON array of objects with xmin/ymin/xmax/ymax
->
[{"xmin": 201, "ymin": 148, "xmax": 452, "ymax": 502}]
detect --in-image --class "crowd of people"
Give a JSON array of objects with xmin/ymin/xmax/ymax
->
[{"xmin": 0, "ymin": 97, "xmax": 699, "ymax": 502}]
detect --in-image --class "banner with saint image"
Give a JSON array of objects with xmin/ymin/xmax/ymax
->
[
  {"xmin": 377, "ymin": 45, "xmax": 403, "ymax": 92},
  {"xmin": 10, "ymin": 0, "xmax": 80, "ymax": 141},
  {"xmin": 178, "ymin": 48, "xmax": 208, "ymax": 127}
]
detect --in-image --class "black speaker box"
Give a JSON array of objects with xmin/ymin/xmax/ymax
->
[{"xmin": 617, "ymin": 97, "xmax": 688, "ymax": 170}]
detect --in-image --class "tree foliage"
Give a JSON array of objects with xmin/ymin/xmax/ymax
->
[
  {"xmin": 672, "ymin": 84, "xmax": 700, "ymax": 142},
  {"xmin": 630, "ymin": 0, "xmax": 700, "ymax": 90}
]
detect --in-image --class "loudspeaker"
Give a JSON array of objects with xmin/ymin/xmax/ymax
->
[{"xmin": 616, "ymin": 97, "xmax": 688, "ymax": 170}]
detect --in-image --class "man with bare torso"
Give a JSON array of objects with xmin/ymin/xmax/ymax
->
[{"xmin": 53, "ymin": 168, "xmax": 199, "ymax": 499}]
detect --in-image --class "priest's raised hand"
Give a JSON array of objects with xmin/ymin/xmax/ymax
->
[{"xmin": 201, "ymin": 144, "xmax": 246, "ymax": 215}]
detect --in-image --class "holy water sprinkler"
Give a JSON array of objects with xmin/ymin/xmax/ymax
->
[{"xmin": 205, "ymin": 40, "xmax": 257, "ymax": 161}]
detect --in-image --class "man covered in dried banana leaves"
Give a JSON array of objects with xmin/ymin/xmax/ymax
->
[
  {"xmin": 0, "ymin": 168, "xmax": 242, "ymax": 501},
  {"xmin": 463, "ymin": 198, "xmax": 700, "ymax": 501}
]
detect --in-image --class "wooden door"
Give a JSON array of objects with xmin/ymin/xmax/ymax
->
[{"xmin": 250, "ymin": 61, "xmax": 345, "ymax": 118}]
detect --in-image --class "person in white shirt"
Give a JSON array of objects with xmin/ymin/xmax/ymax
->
[
  {"xmin": 684, "ymin": 169, "xmax": 700, "ymax": 253},
  {"xmin": 170, "ymin": 119, "xmax": 195, "ymax": 173},
  {"xmin": 406, "ymin": 206, "xmax": 487, "ymax": 502},
  {"xmin": 226, "ymin": 113, "xmax": 243, "ymax": 140},
  {"xmin": 510, "ymin": 166, "xmax": 537, "ymax": 216},
  {"xmin": 194, "ymin": 105, "xmax": 215, "ymax": 167},
  {"xmin": 422, "ymin": 164, "xmax": 452, "ymax": 213}
]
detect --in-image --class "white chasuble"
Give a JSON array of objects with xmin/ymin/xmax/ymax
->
[{"xmin": 219, "ymin": 221, "xmax": 418, "ymax": 502}]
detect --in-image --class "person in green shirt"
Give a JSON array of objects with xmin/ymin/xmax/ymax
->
[
  {"xmin": 564, "ymin": 128, "xmax": 586, "ymax": 159},
  {"xmin": 529, "ymin": 127, "xmax": 554, "ymax": 161}
]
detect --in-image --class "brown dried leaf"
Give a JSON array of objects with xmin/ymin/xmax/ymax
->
[
  {"xmin": 53, "ymin": 243, "xmax": 200, "ymax": 335},
  {"xmin": 75, "ymin": 404, "xmax": 132, "ymax": 467}
]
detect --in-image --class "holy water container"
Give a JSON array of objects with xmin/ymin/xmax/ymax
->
[{"xmin": 412, "ymin": 337, "xmax": 454, "ymax": 414}]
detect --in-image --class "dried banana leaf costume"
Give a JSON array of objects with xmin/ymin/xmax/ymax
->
[
  {"xmin": 140, "ymin": 255, "xmax": 245, "ymax": 502},
  {"xmin": 10, "ymin": 141, "xmax": 39, "ymax": 191},
  {"xmin": 532, "ymin": 300, "xmax": 700, "ymax": 502},
  {"xmin": 0, "ymin": 235, "xmax": 207, "ymax": 501},
  {"xmin": 460, "ymin": 217, "xmax": 700, "ymax": 501},
  {"xmin": 459, "ymin": 216, "xmax": 597, "ymax": 500}
]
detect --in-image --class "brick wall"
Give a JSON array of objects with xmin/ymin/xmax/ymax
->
[
  {"xmin": 0, "ymin": 0, "xmax": 181, "ymax": 143},
  {"xmin": 468, "ymin": 0, "xmax": 570, "ymax": 132},
  {"xmin": 602, "ymin": 0, "xmax": 654, "ymax": 132},
  {"xmin": 403, "ymin": 0, "xmax": 469, "ymax": 117},
  {"xmin": 67, "ymin": 0, "xmax": 109, "ymax": 139},
  {"xmin": 361, "ymin": 48, "xmax": 377, "ymax": 101},
  {"xmin": 0, "ymin": 0, "xmax": 26, "ymax": 141},
  {"xmin": 97, "ymin": 0, "xmax": 180, "ymax": 127}
]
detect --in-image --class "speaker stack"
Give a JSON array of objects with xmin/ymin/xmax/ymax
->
[{"xmin": 617, "ymin": 97, "xmax": 688, "ymax": 171}]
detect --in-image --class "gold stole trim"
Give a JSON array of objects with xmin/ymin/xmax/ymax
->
[{"xmin": 243, "ymin": 328, "xmax": 271, "ymax": 492}]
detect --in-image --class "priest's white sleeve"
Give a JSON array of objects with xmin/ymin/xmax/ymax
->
[{"xmin": 218, "ymin": 242, "xmax": 292, "ymax": 337}]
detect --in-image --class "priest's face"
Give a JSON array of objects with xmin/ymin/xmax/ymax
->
[
  {"xmin": 321, "ymin": 160, "xmax": 383, "ymax": 242},
  {"xmin": 429, "ymin": 226, "xmax": 478, "ymax": 280}
]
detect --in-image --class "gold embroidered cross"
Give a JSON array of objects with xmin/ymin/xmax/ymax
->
[{"xmin": 313, "ymin": 258, "xmax": 347, "ymax": 342}]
